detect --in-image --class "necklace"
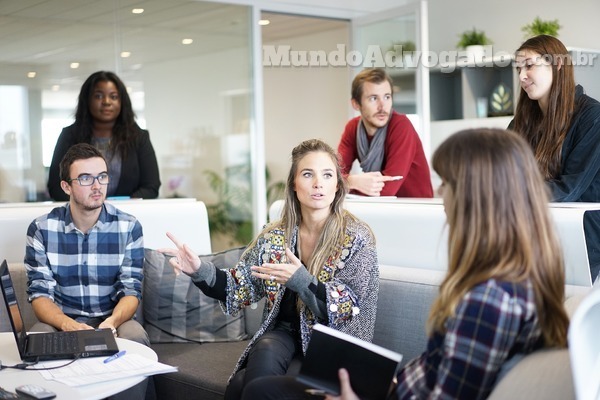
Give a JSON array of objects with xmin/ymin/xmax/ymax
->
[
  {"xmin": 92, "ymin": 136, "xmax": 114, "ymax": 159},
  {"xmin": 297, "ymin": 230, "xmax": 303, "ymax": 265},
  {"xmin": 92, "ymin": 136, "xmax": 111, "ymax": 150}
]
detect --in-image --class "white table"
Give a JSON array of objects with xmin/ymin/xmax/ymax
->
[{"xmin": 0, "ymin": 333, "xmax": 157, "ymax": 399}]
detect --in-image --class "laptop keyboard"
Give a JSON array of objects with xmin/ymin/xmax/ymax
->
[{"xmin": 42, "ymin": 332, "xmax": 79, "ymax": 354}]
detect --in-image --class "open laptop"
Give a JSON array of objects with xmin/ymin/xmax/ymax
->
[{"xmin": 0, "ymin": 259, "xmax": 119, "ymax": 362}]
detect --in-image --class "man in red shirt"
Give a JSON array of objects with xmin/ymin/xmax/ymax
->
[{"xmin": 338, "ymin": 68, "xmax": 433, "ymax": 197}]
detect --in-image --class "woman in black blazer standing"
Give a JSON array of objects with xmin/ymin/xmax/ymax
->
[{"xmin": 47, "ymin": 70, "xmax": 160, "ymax": 201}]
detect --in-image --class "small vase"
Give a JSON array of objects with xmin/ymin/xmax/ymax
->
[
  {"xmin": 489, "ymin": 83, "xmax": 513, "ymax": 116},
  {"xmin": 465, "ymin": 45, "xmax": 484, "ymax": 62}
]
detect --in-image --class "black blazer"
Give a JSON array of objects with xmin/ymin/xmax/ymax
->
[{"xmin": 47, "ymin": 124, "xmax": 161, "ymax": 201}]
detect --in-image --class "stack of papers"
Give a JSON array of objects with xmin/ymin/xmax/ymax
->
[{"xmin": 32, "ymin": 353, "xmax": 177, "ymax": 387}]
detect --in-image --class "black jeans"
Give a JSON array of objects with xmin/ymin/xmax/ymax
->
[
  {"xmin": 241, "ymin": 375, "xmax": 318, "ymax": 400},
  {"xmin": 225, "ymin": 326, "xmax": 302, "ymax": 400}
]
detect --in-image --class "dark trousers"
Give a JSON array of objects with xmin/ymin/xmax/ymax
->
[
  {"xmin": 241, "ymin": 375, "xmax": 317, "ymax": 400},
  {"xmin": 225, "ymin": 326, "xmax": 302, "ymax": 400}
]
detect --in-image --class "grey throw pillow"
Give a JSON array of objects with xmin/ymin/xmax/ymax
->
[{"xmin": 142, "ymin": 247, "xmax": 247, "ymax": 343}]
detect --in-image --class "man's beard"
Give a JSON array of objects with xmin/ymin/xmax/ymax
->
[{"xmin": 74, "ymin": 191, "xmax": 104, "ymax": 211}]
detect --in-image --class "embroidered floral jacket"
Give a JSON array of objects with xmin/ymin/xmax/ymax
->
[{"xmin": 222, "ymin": 214, "xmax": 379, "ymax": 381}]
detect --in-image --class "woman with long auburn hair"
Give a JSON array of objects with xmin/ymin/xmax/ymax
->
[
  {"xmin": 510, "ymin": 34, "xmax": 600, "ymax": 281},
  {"xmin": 428, "ymin": 128, "xmax": 568, "ymax": 346},
  {"xmin": 319, "ymin": 128, "xmax": 569, "ymax": 400}
]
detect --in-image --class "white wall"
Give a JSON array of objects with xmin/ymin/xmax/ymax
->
[
  {"xmin": 228, "ymin": 0, "xmax": 600, "ymax": 51},
  {"xmin": 222, "ymin": 0, "xmax": 413, "ymax": 18},
  {"xmin": 263, "ymin": 26, "xmax": 351, "ymax": 185},
  {"xmin": 427, "ymin": 0, "xmax": 600, "ymax": 53},
  {"xmin": 142, "ymin": 46, "xmax": 253, "ymax": 201}
]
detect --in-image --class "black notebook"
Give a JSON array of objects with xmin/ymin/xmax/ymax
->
[
  {"xmin": 0, "ymin": 259, "xmax": 119, "ymax": 362},
  {"xmin": 297, "ymin": 324, "xmax": 402, "ymax": 400}
]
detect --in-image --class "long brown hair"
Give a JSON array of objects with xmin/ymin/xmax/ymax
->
[
  {"xmin": 512, "ymin": 35, "xmax": 575, "ymax": 179},
  {"xmin": 430, "ymin": 128, "xmax": 568, "ymax": 348},
  {"xmin": 250, "ymin": 139, "xmax": 351, "ymax": 276},
  {"xmin": 74, "ymin": 71, "xmax": 141, "ymax": 158}
]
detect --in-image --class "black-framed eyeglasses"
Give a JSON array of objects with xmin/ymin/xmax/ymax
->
[{"xmin": 68, "ymin": 173, "xmax": 110, "ymax": 186}]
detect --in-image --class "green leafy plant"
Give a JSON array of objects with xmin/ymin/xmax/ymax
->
[
  {"xmin": 203, "ymin": 165, "xmax": 285, "ymax": 247},
  {"xmin": 389, "ymin": 40, "xmax": 416, "ymax": 56},
  {"xmin": 521, "ymin": 17, "xmax": 561, "ymax": 38},
  {"xmin": 457, "ymin": 28, "xmax": 492, "ymax": 48}
]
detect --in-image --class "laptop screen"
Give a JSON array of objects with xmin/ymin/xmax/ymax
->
[{"xmin": 0, "ymin": 260, "xmax": 27, "ymax": 355}]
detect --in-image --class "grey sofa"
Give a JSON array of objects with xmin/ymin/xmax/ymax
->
[
  {"xmin": 0, "ymin": 198, "xmax": 587, "ymax": 399},
  {"xmin": 4, "ymin": 262, "xmax": 578, "ymax": 400},
  {"xmin": 146, "ymin": 262, "xmax": 439, "ymax": 400}
]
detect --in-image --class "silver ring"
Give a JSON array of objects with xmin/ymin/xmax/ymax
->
[{"xmin": 111, "ymin": 328, "xmax": 117, "ymax": 335}]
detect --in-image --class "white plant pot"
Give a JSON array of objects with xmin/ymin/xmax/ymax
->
[{"xmin": 466, "ymin": 45, "xmax": 485, "ymax": 62}]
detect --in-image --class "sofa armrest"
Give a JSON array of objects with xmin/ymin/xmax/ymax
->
[
  {"xmin": 3, "ymin": 263, "xmax": 39, "ymax": 331},
  {"xmin": 488, "ymin": 348, "xmax": 575, "ymax": 400}
]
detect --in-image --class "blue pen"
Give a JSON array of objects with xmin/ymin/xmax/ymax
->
[{"xmin": 104, "ymin": 350, "xmax": 126, "ymax": 364}]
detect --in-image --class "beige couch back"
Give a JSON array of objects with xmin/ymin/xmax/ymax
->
[
  {"xmin": 0, "ymin": 198, "xmax": 212, "ymax": 264},
  {"xmin": 0, "ymin": 199, "xmax": 212, "ymax": 331},
  {"xmin": 269, "ymin": 198, "xmax": 596, "ymax": 293}
]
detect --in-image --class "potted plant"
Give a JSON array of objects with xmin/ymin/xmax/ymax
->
[
  {"xmin": 203, "ymin": 165, "xmax": 285, "ymax": 250},
  {"xmin": 457, "ymin": 27, "xmax": 492, "ymax": 61},
  {"xmin": 389, "ymin": 40, "xmax": 416, "ymax": 57},
  {"xmin": 389, "ymin": 40, "xmax": 416, "ymax": 66},
  {"xmin": 521, "ymin": 17, "xmax": 561, "ymax": 38}
]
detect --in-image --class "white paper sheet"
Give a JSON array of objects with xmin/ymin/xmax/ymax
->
[{"xmin": 33, "ymin": 353, "xmax": 178, "ymax": 387}]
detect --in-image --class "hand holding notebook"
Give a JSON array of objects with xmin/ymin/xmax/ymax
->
[{"xmin": 296, "ymin": 324, "xmax": 402, "ymax": 400}]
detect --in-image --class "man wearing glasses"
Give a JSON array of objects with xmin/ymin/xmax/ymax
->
[{"xmin": 24, "ymin": 143, "xmax": 149, "ymax": 346}]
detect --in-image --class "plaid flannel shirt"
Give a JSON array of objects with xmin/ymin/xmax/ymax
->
[
  {"xmin": 394, "ymin": 279, "xmax": 542, "ymax": 400},
  {"xmin": 25, "ymin": 203, "xmax": 143, "ymax": 320}
]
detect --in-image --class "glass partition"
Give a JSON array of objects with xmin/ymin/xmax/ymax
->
[
  {"xmin": 351, "ymin": 1, "xmax": 430, "ymax": 153},
  {"xmin": 0, "ymin": 1, "xmax": 256, "ymax": 250}
]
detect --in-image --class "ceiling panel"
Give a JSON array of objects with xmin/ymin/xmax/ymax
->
[
  {"xmin": 0, "ymin": 0, "xmax": 55, "ymax": 15},
  {"xmin": 0, "ymin": 1, "xmax": 349, "ymax": 91},
  {"xmin": 0, "ymin": 0, "xmax": 252, "ymax": 90},
  {"xmin": 5, "ymin": 0, "xmax": 101, "ymax": 19},
  {"xmin": 261, "ymin": 12, "xmax": 347, "ymax": 43}
]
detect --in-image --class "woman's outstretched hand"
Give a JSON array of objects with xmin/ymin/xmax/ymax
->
[{"xmin": 158, "ymin": 232, "xmax": 201, "ymax": 276}]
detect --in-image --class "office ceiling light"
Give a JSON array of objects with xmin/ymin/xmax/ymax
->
[
  {"xmin": 120, "ymin": 51, "xmax": 131, "ymax": 58},
  {"xmin": 182, "ymin": 38, "xmax": 193, "ymax": 45},
  {"xmin": 52, "ymin": 85, "xmax": 60, "ymax": 91},
  {"xmin": 258, "ymin": 19, "xmax": 270, "ymax": 26},
  {"xmin": 132, "ymin": 8, "xmax": 144, "ymax": 14},
  {"xmin": 70, "ymin": 62, "xmax": 79, "ymax": 69},
  {"xmin": 27, "ymin": 72, "xmax": 36, "ymax": 78}
]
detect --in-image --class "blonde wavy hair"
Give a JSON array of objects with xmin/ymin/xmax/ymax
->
[
  {"xmin": 429, "ymin": 128, "xmax": 569, "ymax": 347},
  {"xmin": 251, "ymin": 139, "xmax": 352, "ymax": 277}
]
